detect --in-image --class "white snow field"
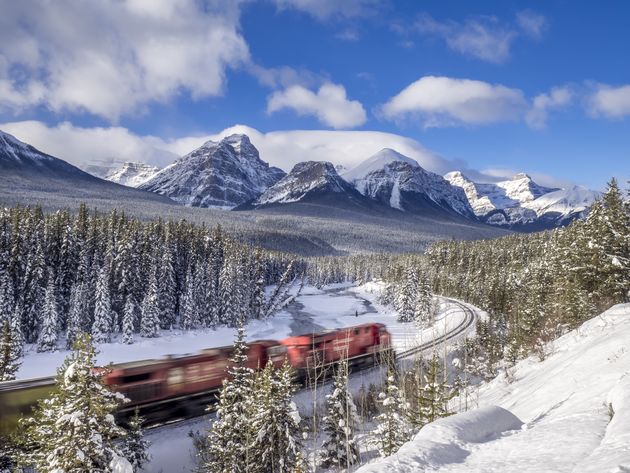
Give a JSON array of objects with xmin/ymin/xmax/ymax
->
[{"xmin": 358, "ymin": 303, "xmax": 630, "ymax": 473}]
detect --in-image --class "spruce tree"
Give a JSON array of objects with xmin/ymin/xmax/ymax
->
[
  {"xmin": 121, "ymin": 408, "xmax": 150, "ymax": 472},
  {"xmin": 141, "ymin": 270, "xmax": 160, "ymax": 338},
  {"xmin": 37, "ymin": 273, "xmax": 59, "ymax": 352},
  {"xmin": 205, "ymin": 325, "xmax": 255, "ymax": 473},
  {"xmin": 20, "ymin": 334, "xmax": 132, "ymax": 472},
  {"xmin": 320, "ymin": 358, "xmax": 360, "ymax": 469},
  {"xmin": 92, "ymin": 265, "xmax": 113, "ymax": 343},
  {"xmin": 250, "ymin": 361, "xmax": 304, "ymax": 473},
  {"xmin": 416, "ymin": 354, "xmax": 454, "ymax": 425},
  {"xmin": 122, "ymin": 297, "xmax": 136, "ymax": 344},
  {"xmin": 373, "ymin": 372, "xmax": 410, "ymax": 457}
]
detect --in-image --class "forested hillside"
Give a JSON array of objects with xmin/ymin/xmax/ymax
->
[
  {"xmin": 308, "ymin": 179, "xmax": 629, "ymax": 372},
  {"xmin": 0, "ymin": 204, "xmax": 300, "ymax": 377}
]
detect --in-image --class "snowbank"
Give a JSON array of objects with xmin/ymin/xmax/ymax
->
[
  {"xmin": 358, "ymin": 303, "xmax": 630, "ymax": 473},
  {"xmin": 357, "ymin": 406, "xmax": 523, "ymax": 472},
  {"xmin": 574, "ymin": 372, "xmax": 630, "ymax": 473}
]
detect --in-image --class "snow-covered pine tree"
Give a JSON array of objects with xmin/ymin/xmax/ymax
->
[
  {"xmin": 92, "ymin": 264, "xmax": 113, "ymax": 343},
  {"xmin": 413, "ymin": 274, "xmax": 433, "ymax": 326},
  {"xmin": 180, "ymin": 265, "xmax": 197, "ymax": 330},
  {"xmin": 121, "ymin": 408, "xmax": 150, "ymax": 472},
  {"xmin": 140, "ymin": 270, "xmax": 160, "ymax": 338},
  {"xmin": 416, "ymin": 353, "xmax": 454, "ymax": 425},
  {"xmin": 122, "ymin": 296, "xmax": 136, "ymax": 344},
  {"xmin": 0, "ymin": 318, "xmax": 21, "ymax": 381},
  {"xmin": 20, "ymin": 234, "xmax": 46, "ymax": 343},
  {"xmin": 158, "ymin": 240, "xmax": 177, "ymax": 329},
  {"xmin": 320, "ymin": 357, "xmax": 360, "ymax": 469},
  {"xmin": 66, "ymin": 281, "xmax": 86, "ymax": 349},
  {"xmin": 205, "ymin": 325, "xmax": 255, "ymax": 473},
  {"xmin": 37, "ymin": 272, "xmax": 59, "ymax": 352},
  {"xmin": 373, "ymin": 372, "xmax": 410, "ymax": 457},
  {"xmin": 250, "ymin": 361, "xmax": 304, "ymax": 473},
  {"xmin": 20, "ymin": 333, "xmax": 132, "ymax": 473},
  {"xmin": 395, "ymin": 266, "xmax": 418, "ymax": 322}
]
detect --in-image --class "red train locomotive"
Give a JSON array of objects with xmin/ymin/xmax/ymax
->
[{"xmin": 0, "ymin": 323, "xmax": 391, "ymax": 433}]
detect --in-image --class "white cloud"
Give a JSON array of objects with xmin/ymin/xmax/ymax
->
[
  {"xmin": 526, "ymin": 86, "xmax": 573, "ymax": 129},
  {"xmin": 0, "ymin": 1, "xmax": 250, "ymax": 121},
  {"xmin": 587, "ymin": 84, "xmax": 630, "ymax": 119},
  {"xmin": 0, "ymin": 120, "xmax": 477, "ymax": 178},
  {"xmin": 414, "ymin": 11, "xmax": 547, "ymax": 63},
  {"xmin": 0, "ymin": 120, "xmax": 178, "ymax": 172},
  {"xmin": 415, "ymin": 14, "xmax": 517, "ymax": 63},
  {"xmin": 516, "ymin": 10, "xmax": 548, "ymax": 40},
  {"xmin": 380, "ymin": 76, "xmax": 527, "ymax": 128},
  {"xmin": 271, "ymin": 0, "xmax": 381, "ymax": 20},
  {"xmin": 267, "ymin": 83, "xmax": 367, "ymax": 129}
]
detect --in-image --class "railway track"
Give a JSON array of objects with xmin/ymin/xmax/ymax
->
[{"xmin": 395, "ymin": 299, "xmax": 477, "ymax": 360}]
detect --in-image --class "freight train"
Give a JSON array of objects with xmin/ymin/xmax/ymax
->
[{"xmin": 0, "ymin": 323, "xmax": 391, "ymax": 435}]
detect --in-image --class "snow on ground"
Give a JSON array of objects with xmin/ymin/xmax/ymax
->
[{"xmin": 358, "ymin": 303, "xmax": 630, "ymax": 473}]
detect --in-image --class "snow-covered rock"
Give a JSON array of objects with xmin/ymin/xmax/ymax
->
[
  {"xmin": 344, "ymin": 149, "xmax": 476, "ymax": 218},
  {"xmin": 140, "ymin": 134, "xmax": 285, "ymax": 209},
  {"xmin": 252, "ymin": 160, "xmax": 368, "ymax": 207},
  {"xmin": 444, "ymin": 171, "xmax": 599, "ymax": 228},
  {"xmin": 105, "ymin": 162, "xmax": 161, "ymax": 188}
]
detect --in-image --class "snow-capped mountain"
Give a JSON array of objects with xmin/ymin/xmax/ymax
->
[
  {"xmin": 0, "ymin": 129, "xmax": 173, "ymax": 204},
  {"xmin": 445, "ymin": 171, "xmax": 599, "ymax": 228},
  {"xmin": 343, "ymin": 149, "xmax": 476, "ymax": 219},
  {"xmin": 251, "ymin": 161, "xmax": 369, "ymax": 208},
  {"xmin": 140, "ymin": 134, "xmax": 285, "ymax": 209},
  {"xmin": 105, "ymin": 162, "xmax": 161, "ymax": 188}
]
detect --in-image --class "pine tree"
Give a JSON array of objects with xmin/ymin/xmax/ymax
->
[
  {"xmin": 121, "ymin": 408, "xmax": 150, "ymax": 472},
  {"xmin": 250, "ymin": 361, "xmax": 303, "ymax": 473},
  {"xmin": 396, "ymin": 266, "xmax": 417, "ymax": 322},
  {"xmin": 37, "ymin": 273, "xmax": 59, "ymax": 352},
  {"xmin": 416, "ymin": 354, "xmax": 454, "ymax": 425},
  {"xmin": 205, "ymin": 326, "xmax": 255, "ymax": 473},
  {"xmin": 92, "ymin": 265, "xmax": 113, "ymax": 343},
  {"xmin": 158, "ymin": 243, "xmax": 177, "ymax": 329},
  {"xmin": 66, "ymin": 282, "xmax": 87, "ymax": 349},
  {"xmin": 20, "ymin": 334, "xmax": 132, "ymax": 472},
  {"xmin": 122, "ymin": 297, "xmax": 136, "ymax": 344},
  {"xmin": 320, "ymin": 358, "xmax": 360, "ymax": 469},
  {"xmin": 413, "ymin": 275, "xmax": 433, "ymax": 325},
  {"xmin": 373, "ymin": 372, "xmax": 410, "ymax": 457},
  {"xmin": 180, "ymin": 266, "xmax": 197, "ymax": 330},
  {"xmin": 141, "ymin": 270, "xmax": 160, "ymax": 338},
  {"xmin": 0, "ymin": 319, "xmax": 21, "ymax": 382}
]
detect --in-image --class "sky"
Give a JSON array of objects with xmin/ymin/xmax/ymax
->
[{"xmin": 0, "ymin": 0, "xmax": 629, "ymax": 190}]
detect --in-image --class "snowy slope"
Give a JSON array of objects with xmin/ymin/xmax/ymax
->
[
  {"xmin": 445, "ymin": 171, "xmax": 598, "ymax": 228},
  {"xmin": 140, "ymin": 134, "xmax": 285, "ymax": 208},
  {"xmin": 251, "ymin": 161, "xmax": 370, "ymax": 207},
  {"xmin": 358, "ymin": 303, "xmax": 630, "ymax": 473},
  {"xmin": 0, "ymin": 129, "xmax": 173, "ymax": 205},
  {"xmin": 344, "ymin": 149, "xmax": 475, "ymax": 218},
  {"xmin": 105, "ymin": 162, "xmax": 161, "ymax": 187}
]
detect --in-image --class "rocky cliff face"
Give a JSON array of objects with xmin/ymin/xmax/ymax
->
[{"xmin": 140, "ymin": 134, "xmax": 285, "ymax": 208}]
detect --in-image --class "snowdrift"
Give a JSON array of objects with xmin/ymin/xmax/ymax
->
[
  {"xmin": 358, "ymin": 303, "xmax": 630, "ymax": 473},
  {"xmin": 357, "ymin": 406, "xmax": 523, "ymax": 472}
]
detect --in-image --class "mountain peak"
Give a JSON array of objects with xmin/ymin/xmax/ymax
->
[
  {"xmin": 512, "ymin": 172, "xmax": 532, "ymax": 181},
  {"xmin": 140, "ymin": 133, "xmax": 284, "ymax": 208},
  {"xmin": 105, "ymin": 162, "xmax": 162, "ymax": 188},
  {"xmin": 343, "ymin": 148, "xmax": 419, "ymax": 183}
]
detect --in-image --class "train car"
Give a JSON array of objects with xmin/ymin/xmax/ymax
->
[
  {"xmin": 281, "ymin": 323, "xmax": 391, "ymax": 376},
  {"xmin": 0, "ymin": 376, "xmax": 56, "ymax": 437},
  {"xmin": 105, "ymin": 340, "xmax": 284, "ymax": 423}
]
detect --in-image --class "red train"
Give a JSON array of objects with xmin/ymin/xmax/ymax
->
[{"xmin": 103, "ymin": 323, "xmax": 391, "ymax": 424}]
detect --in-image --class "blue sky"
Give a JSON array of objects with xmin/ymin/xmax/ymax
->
[{"xmin": 1, "ymin": 0, "xmax": 629, "ymax": 189}]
